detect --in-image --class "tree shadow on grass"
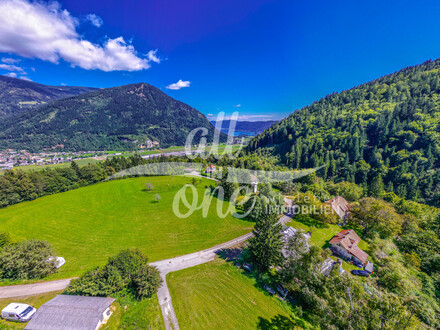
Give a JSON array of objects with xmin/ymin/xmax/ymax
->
[
  {"xmin": 294, "ymin": 215, "xmax": 328, "ymax": 229},
  {"xmin": 257, "ymin": 314, "xmax": 304, "ymax": 329}
]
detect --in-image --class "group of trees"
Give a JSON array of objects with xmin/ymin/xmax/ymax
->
[
  {"xmin": 247, "ymin": 59, "xmax": 440, "ymax": 206},
  {"xmin": 65, "ymin": 249, "xmax": 162, "ymax": 300},
  {"xmin": 0, "ymin": 236, "xmax": 58, "ymax": 280}
]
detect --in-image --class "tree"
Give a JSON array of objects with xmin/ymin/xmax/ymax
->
[
  {"xmin": 145, "ymin": 182, "xmax": 154, "ymax": 191},
  {"xmin": 348, "ymin": 197, "xmax": 403, "ymax": 238},
  {"xmin": 154, "ymin": 194, "xmax": 161, "ymax": 203},
  {"xmin": 0, "ymin": 240, "xmax": 57, "ymax": 280},
  {"xmin": 249, "ymin": 212, "xmax": 283, "ymax": 271},
  {"xmin": 65, "ymin": 249, "xmax": 161, "ymax": 299}
]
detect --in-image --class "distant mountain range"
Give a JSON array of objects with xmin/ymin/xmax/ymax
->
[
  {"xmin": 210, "ymin": 120, "xmax": 277, "ymax": 136},
  {"xmin": 0, "ymin": 81, "xmax": 223, "ymax": 152},
  {"xmin": 0, "ymin": 75, "xmax": 97, "ymax": 119}
]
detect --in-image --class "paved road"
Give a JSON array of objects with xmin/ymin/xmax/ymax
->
[{"xmin": 0, "ymin": 278, "xmax": 74, "ymax": 299}]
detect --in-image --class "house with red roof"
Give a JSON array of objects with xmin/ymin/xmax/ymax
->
[
  {"xmin": 325, "ymin": 196, "xmax": 350, "ymax": 220},
  {"xmin": 205, "ymin": 164, "xmax": 216, "ymax": 173},
  {"xmin": 329, "ymin": 229, "xmax": 369, "ymax": 264}
]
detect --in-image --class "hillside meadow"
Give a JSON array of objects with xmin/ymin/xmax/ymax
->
[
  {"xmin": 167, "ymin": 258, "xmax": 309, "ymax": 329},
  {"xmin": 0, "ymin": 176, "xmax": 253, "ymax": 279}
]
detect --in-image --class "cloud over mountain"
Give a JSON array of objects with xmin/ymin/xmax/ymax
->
[{"xmin": 166, "ymin": 79, "xmax": 190, "ymax": 90}]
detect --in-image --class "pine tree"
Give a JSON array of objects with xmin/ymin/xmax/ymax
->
[{"xmin": 249, "ymin": 212, "xmax": 283, "ymax": 272}]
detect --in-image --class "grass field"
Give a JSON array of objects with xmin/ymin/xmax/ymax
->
[
  {"xmin": 167, "ymin": 259, "xmax": 310, "ymax": 330},
  {"xmin": 0, "ymin": 176, "xmax": 253, "ymax": 280}
]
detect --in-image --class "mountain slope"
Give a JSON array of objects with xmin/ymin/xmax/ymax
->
[
  {"xmin": 0, "ymin": 83, "xmax": 222, "ymax": 151},
  {"xmin": 247, "ymin": 59, "xmax": 440, "ymax": 206},
  {"xmin": 0, "ymin": 75, "xmax": 97, "ymax": 118}
]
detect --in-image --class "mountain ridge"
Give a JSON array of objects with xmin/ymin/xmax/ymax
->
[
  {"xmin": 0, "ymin": 75, "xmax": 97, "ymax": 119},
  {"xmin": 0, "ymin": 82, "xmax": 222, "ymax": 151}
]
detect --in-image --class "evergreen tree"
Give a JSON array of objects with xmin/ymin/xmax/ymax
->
[{"xmin": 248, "ymin": 212, "xmax": 283, "ymax": 272}]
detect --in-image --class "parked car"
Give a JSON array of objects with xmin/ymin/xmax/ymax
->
[
  {"xmin": 264, "ymin": 285, "xmax": 276, "ymax": 295},
  {"xmin": 352, "ymin": 260, "xmax": 363, "ymax": 268},
  {"xmin": 1, "ymin": 303, "xmax": 36, "ymax": 322},
  {"xmin": 351, "ymin": 270, "xmax": 370, "ymax": 277},
  {"xmin": 242, "ymin": 263, "xmax": 253, "ymax": 272},
  {"xmin": 276, "ymin": 284, "xmax": 288, "ymax": 297}
]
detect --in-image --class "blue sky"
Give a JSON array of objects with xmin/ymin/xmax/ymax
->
[{"xmin": 1, "ymin": 0, "xmax": 440, "ymax": 121}]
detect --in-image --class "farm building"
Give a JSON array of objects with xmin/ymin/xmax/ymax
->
[
  {"xmin": 325, "ymin": 196, "xmax": 350, "ymax": 220},
  {"xmin": 329, "ymin": 229, "xmax": 369, "ymax": 264},
  {"xmin": 25, "ymin": 295, "xmax": 115, "ymax": 330}
]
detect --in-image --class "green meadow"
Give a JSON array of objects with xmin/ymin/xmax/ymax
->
[
  {"xmin": 0, "ymin": 176, "xmax": 253, "ymax": 279},
  {"xmin": 167, "ymin": 258, "xmax": 309, "ymax": 329}
]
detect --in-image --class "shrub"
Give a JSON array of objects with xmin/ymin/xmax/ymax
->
[
  {"xmin": 65, "ymin": 249, "xmax": 162, "ymax": 299},
  {"xmin": 0, "ymin": 240, "xmax": 57, "ymax": 280}
]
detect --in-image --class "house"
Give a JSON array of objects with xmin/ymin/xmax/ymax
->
[
  {"xmin": 205, "ymin": 164, "xmax": 216, "ymax": 173},
  {"xmin": 25, "ymin": 295, "xmax": 115, "ymax": 330},
  {"xmin": 325, "ymin": 196, "xmax": 350, "ymax": 220},
  {"xmin": 250, "ymin": 174, "xmax": 258, "ymax": 193},
  {"xmin": 329, "ymin": 229, "xmax": 369, "ymax": 264},
  {"xmin": 281, "ymin": 226, "xmax": 311, "ymax": 258}
]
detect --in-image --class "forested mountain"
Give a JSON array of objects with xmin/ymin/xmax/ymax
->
[
  {"xmin": 210, "ymin": 120, "xmax": 277, "ymax": 136},
  {"xmin": 0, "ymin": 75, "xmax": 97, "ymax": 119},
  {"xmin": 247, "ymin": 59, "xmax": 440, "ymax": 206},
  {"xmin": 0, "ymin": 83, "xmax": 222, "ymax": 151}
]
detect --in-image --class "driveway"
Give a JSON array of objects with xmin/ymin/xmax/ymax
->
[{"xmin": 0, "ymin": 278, "xmax": 74, "ymax": 299}]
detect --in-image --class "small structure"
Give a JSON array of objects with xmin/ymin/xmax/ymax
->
[
  {"xmin": 25, "ymin": 295, "xmax": 115, "ymax": 330},
  {"xmin": 364, "ymin": 261, "xmax": 374, "ymax": 274},
  {"xmin": 325, "ymin": 196, "xmax": 350, "ymax": 220},
  {"xmin": 205, "ymin": 164, "xmax": 216, "ymax": 173},
  {"xmin": 329, "ymin": 229, "xmax": 369, "ymax": 265},
  {"xmin": 250, "ymin": 174, "xmax": 258, "ymax": 193}
]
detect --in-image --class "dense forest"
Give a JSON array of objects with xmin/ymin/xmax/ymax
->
[
  {"xmin": 0, "ymin": 83, "xmax": 223, "ymax": 151},
  {"xmin": 247, "ymin": 59, "xmax": 440, "ymax": 206}
]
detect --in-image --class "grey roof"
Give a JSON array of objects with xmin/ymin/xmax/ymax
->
[{"xmin": 25, "ymin": 295, "xmax": 115, "ymax": 330}]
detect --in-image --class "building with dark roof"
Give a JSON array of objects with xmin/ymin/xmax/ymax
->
[
  {"xmin": 329, "ymin": 229, "xmax": 369, "ymax": 264},
  {"xmin": 25, "ymin": 295, "xmax": 115, "ymax": 330}
]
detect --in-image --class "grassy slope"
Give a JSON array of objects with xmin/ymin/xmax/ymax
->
[
  {"xmin": 0, "ymin": 176, "xmax": 252, "ymax": 279},
  {"xmin": 167, "ymin": 259, "xmax": 309, "ymax": 330}
]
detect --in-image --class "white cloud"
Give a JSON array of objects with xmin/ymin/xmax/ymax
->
[
  {"xmin": 146, "ymin": 49, "xmax": 160, "ymax": 64},
  {"xmin": 1, "ymin": 57, "xmax": 20, "ymax": 64},
  {"xmin": 166, "ymin": 79, "xmax": 190, "ymax": 90},
  {"xmin": 233, "ymin": 104, "xmax": 242, "ymax": 108},
  {"xmin": 19, "ymin": 76, "xmax": 31, "ymax": 81},
  {"xmin": 4, "ymin": 72, "xmax": 17, "ymax": 78},
  {"xmin": 0, "ymin": 0, "xmax": 157, "ymax": 72},
  {"xmin": 0, "ymin": 64, "xmax": 25, "ymax": 73},
  {"xmin": 85, "ymin": 14, "xmax": 103, "ymax": 28},
  {"xmin": 207, "ymin": 113, "xmax": 213, "ymax": 116}
]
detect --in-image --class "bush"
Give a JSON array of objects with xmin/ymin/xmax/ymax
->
[
  {"xmin": 65, "ymin": 249, "xmax": 162, "ymax": 299},
  {"xmin": 0, "ymin": 240, "xmax": 57, "ymax": 280}
]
